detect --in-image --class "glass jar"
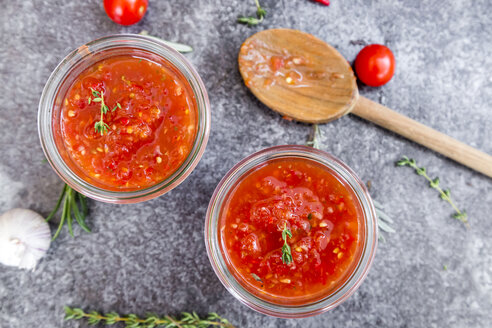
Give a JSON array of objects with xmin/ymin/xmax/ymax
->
[
  {"xmin": 38, "ymin": 34, "xmax": 210, "ymax": 203},
  {"xmin": 205, "ymin": 145, "xmax": 377, "ymax": 318}
]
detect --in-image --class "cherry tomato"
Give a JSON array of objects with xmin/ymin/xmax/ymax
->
[
  {"xmin": 354, "ymin": 44, "xmax": 395, "ymax": 87},
  {"xmin": 103, "ymin": 0, "xmax": 148, "ymax": 26}
]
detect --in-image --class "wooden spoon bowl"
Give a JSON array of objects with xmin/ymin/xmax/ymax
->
[{"xmin": 239, "ymin": 29, "xmax": 358, "ymax": 123}]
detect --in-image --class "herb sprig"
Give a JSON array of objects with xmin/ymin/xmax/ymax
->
[
  {"xmin": 374, "ymin": 200, "xmax": 395, "ymax": 242},
  {"xmin": 89, "ymin": 88, "xmax": 121, "ymax": 135},
  {"xmin": 238, "ymin": 0, "xmax": 266, "ymax": 26},
  {"xmin": 64, "ymin": 306, "xmax": 235, "ymax": 328},
  {"xmin": 281, "ymin": 223, "xmax": 293, "ymax": 265},
  {"xmin": 46, "ymin": 184, "xmax": 91, "ymax": 241},
  {"xmin": 396, "ymin": 156, "xmax": 468, "ymax": 227}
]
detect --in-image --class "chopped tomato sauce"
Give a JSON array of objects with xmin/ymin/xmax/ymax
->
[
  {"xmin": 239, "ymin": 39, "xmax": 313, "ymax": 89},
  {"xmin": 220, "ymin": 158, "xmax": 363, "ymax": 304},
  {"xmin": 57, "ymin": 55, "xmax": 197, "ymax": 190}
]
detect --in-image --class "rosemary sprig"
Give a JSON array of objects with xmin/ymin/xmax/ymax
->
[
  {"xmin": 281, "ymin": 223, "xmax": 293, "ymax": 265},
  {"xmin": 396, "ymin": 156, "xmax": 468, "ymax": 227},
  {"xmin": 306, "ymin": 124, "xmax": 322, "ymax": 149},
  {"xmin": 64, "ymin": 306, "xmax": 235, "ymax": 328},
  {"xmin": 46, "ymin": 184, "xmax": 91, "ymax": 241},
  {"xmin": 89, "ymin": 88, "xmax": 121, "ymax": 135},
  {"xmin": 238, "ymin": 0, "xmax": 266, "ymax": 26}
]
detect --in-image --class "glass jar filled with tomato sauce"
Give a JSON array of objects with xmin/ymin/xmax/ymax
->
[
  {"xmin": 38, "ymin": 35, "xmax": 210, "ymax": 203},
  {"xmin": 205, "ymin": 146, "xmax": 377, "ymax": 317}
]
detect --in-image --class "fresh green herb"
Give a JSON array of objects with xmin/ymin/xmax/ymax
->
[
  {"xmin": 306, "ymin": 124, "xmax": 321, "ymax": 149},
  {"xmin": 307, "ymin": 213, "xmax": 313, "ymax": 220},
  {"xmin": 396, "ymin": 156, "xmax": 468, "ymax": 227},
  {"xmin": 373, "ymin": 200, "xmax": 395, "ymax": 242},
  {"xmin": 46, "ymin": 184, "xmax": 91, "ymax": 241},
  {"xmin": 281, "ymin": 223, "xmax": 293, "ymax": 265},
  {"xmin": 238, "ymin": 0, "xmax": 266, "ymax": 26},
  {"xmin": 41, "ymin": 158, "xmax": 48, "ymax": 164},
  {"xmin": 64, "ymin": 306, "xmax": 234, "ymax": 328},
  {"xmin": 443, "ymin": 265, "xmax": 448, "ymax": 271},
  {"xmin": 251, "ymin": 273, "xmax": 263, "ymax": 283},
  {"xmin": 89, "ymin": 88, "xmax": 120, "ymax": 135}
]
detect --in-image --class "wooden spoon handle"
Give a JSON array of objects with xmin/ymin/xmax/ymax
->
[{"xmin": 352, "ymin": 96, "xmax": 492, "ymax": 178}]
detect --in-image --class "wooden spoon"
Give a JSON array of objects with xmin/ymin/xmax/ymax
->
[{"xmin": 238, "ymin": 28, "xmax": 492, "ymax": 178}]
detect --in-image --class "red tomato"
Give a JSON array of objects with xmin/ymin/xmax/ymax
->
[
  {"xmin": 354, "ymin": 44, "xmax": 395, "ymax": 87},
  {"xmin": 103, "ymin": 0, "xmax": 148, "ymax": 26}
]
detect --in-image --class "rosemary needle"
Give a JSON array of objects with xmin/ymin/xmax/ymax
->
[{"xmin": 46, "ymin": 184, "xmax": 91, "ymax": 241}]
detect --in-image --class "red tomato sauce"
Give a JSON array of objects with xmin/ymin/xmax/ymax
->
[
  {"xmin": 219, "ymin": 158, "xmax": 363, "ymax": 304},
  {"xmin": 57, "ymin": 55, "xmax": 197, "ymax": 190}
]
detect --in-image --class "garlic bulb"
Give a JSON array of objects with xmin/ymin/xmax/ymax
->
[{"xmin": 0, "ymin": 208, "xmax": 51, "ymax": 270}]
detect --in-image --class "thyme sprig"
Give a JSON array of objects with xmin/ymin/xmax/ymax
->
[
  {"xmin": 89, "ymin": 88, "xmax": 121, "ymax": 135},
  {"xmin": 64, "ymin": 306, "xmax": 235, "ymax": 328},
  {"xmin": 396, "ymin": 156, "xmax": 468, "ymax": 227},
  {"xmin": 46, "ymin": 184, "xmax": 91, "ymax": 241},
  {"xmin": 238, "ymin": 0, "xmax": 266, "ymax": 26},
  {"xmin": 281, "ymin": 223, "xmax": 293, "ymax": 265}
]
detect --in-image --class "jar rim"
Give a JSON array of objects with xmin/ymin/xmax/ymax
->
[
  {"xmin": 204, "ymin": 145, "xmax": 378, "ymax": 318},
  {"xmin": 38, "ymin": 34, "xmax": 210, "ymax": 204}
]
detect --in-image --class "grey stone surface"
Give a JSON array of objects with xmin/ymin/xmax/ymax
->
[{"xmin": 0, "ymin": 0, "xmax": 491, "ymax": 327}]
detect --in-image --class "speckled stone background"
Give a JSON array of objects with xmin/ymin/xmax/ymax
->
[{"xmin": 0, "ymin": 0, "xmax": 491, "ymax": 327}]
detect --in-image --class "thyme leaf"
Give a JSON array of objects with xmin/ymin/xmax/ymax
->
[{"xmin": 396, "ymin": 156, "xmax": 468, "ymax": 227}]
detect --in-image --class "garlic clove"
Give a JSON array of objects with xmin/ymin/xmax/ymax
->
[{"xmin": 0, "ymin": 208, "xmax": 51, "ymax": 270}]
